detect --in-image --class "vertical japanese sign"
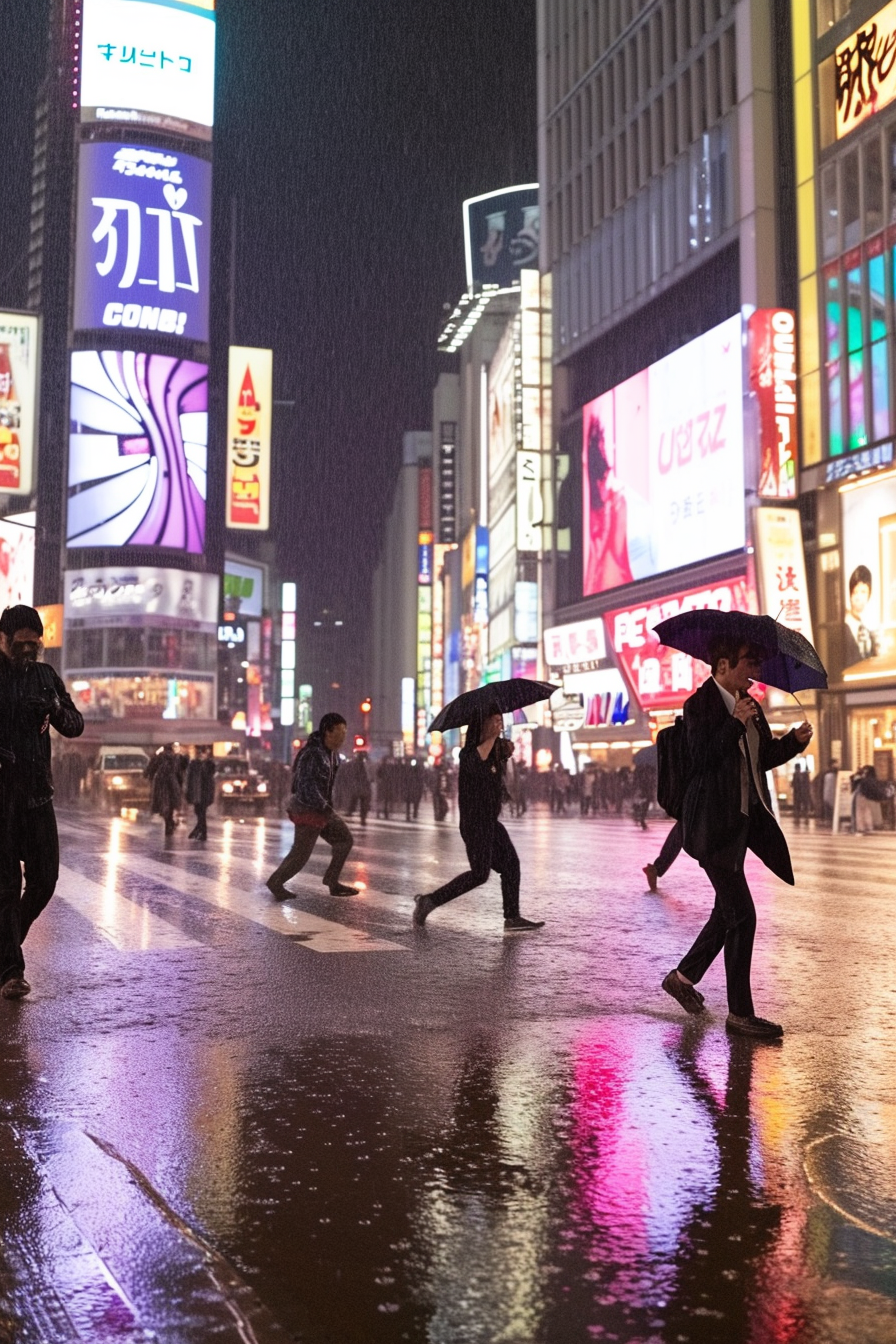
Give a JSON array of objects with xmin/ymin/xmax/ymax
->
[
  {"xmin": 226, "ymin": 346, "xmax": 272, "ymax": 530},
  {"xmin": 754, "ymin": 507, "xmax": 814, "ymax": 643},
  {"xmin": 835, "ymin": 0, "xmax": 896, "ymax": 140},
  {"xmin": 74, "ymin": 142, "xmax": 211, "ymax": 341},
  {"xmin": 0, "ymin": 313, "xmax": 39, "ymax": 495},
  {"xmin": 749, "ymin": 309, "xmax": 797, "ymax": 500}
]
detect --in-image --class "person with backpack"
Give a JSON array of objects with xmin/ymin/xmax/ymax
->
[{"xmin": 660, "ymin": 639, "xmax": 812, "ymax": 1039}]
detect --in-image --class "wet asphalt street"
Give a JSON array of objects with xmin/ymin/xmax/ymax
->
[{"xmin": 0, "ymin": 802, "xmax": 894, "ymax": 1344}]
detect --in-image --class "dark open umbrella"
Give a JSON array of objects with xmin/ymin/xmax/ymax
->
[
  {"xmin": 652, "ymin": 610, "xmax": 827, "ymax": 693},
  {"xmin": 428, "ymin": 678, "xmax": 559, "ymax": 733}
]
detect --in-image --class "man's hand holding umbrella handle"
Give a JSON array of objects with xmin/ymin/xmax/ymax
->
[{"xmin": 794, "ymin": 722, "xmax": 813, "ymax": 746}]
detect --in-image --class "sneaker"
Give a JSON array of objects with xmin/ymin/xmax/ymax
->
[
  {"xmin": 413, "ymin": 894, "xmax": 435, "ymax": 926},
  {"xmin": 266, "ymin": 877, "xmax": 290, "ymax": 901},
  {"xmin": 328, "ymin": 884, "xmax": 359, "ymax": 897},
  {"xmin": 726, "ymin": 1013, "xmax": 783, "ymax": 1039},
  {"xmin": 661, "ymin": 969, "xmax": 705, "ymax": 1015},
  {"xmin": 643, "ymin": 863, "xmax": 658, "ymax": 893},
  {"xmin": 1, "ymin": 976, "xmax": 31, "ymax": 1000},
  {"xmin": 503, "ymin": 916, "xmax": 545, "ymax": 933}
]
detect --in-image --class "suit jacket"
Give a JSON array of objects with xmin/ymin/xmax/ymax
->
[{"xmin": 680, "ymin": 676, "xmax": 805, "ymax": 884}]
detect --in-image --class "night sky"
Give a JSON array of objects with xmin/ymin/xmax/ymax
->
[{"xmin": 1, "ymin": 0, "xmax": 537, "ymax": 706}]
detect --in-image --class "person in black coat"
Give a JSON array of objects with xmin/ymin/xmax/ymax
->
[
  {"xmin": 412, "ymin": 705, "xmax": 543, "ymax": 933},
  {"xmin": 0, "ymin": 605, "xmax": 85, "ymax": 1000},
  {"xmin": 185, "ymin": 745, "xmax": 216, "ymax": 840},
  {"xmin": 661, "ymin": 638, "xmax": 812, "ymax": 1039}
]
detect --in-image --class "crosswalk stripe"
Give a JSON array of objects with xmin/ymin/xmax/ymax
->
[
  {"xmin": 55, "ymin": 863, "xmax": 202, "ymax": 952},
  {"xmin": 101, "ymin": 849, "xmax": 408, "ymax": 953}
]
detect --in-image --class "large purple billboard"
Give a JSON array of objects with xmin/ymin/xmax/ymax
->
[
  {"xmin": 67, "ymin": 350, "xmax": 207, "ymax": 554},
  {"xmin": 73, "ymin": 142, "xmax": 211, "ymax": 341}
]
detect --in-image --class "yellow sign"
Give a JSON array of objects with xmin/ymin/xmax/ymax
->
[
  {"xmin": 461, "ymin": 525, "xmax": 476, "ymax": 589},
  {"xmin": 226, "ymin": 347, "xmax": 272, "ymax": 531},
  {"xmin": 36, "ymin": 603, "xmax": 63, "ymax": 648},
  {"xmin": 835, "ymin": 1, "xmax": 896, "ymax": 138}
]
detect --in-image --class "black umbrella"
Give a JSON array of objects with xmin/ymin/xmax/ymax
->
[
  {"xmin": 428, "ymin": 678, "xmax": 560, "ymax": 733},
  {"xmin": 652, "ymin": 610, "xmax": 827, "ymax": 694}
]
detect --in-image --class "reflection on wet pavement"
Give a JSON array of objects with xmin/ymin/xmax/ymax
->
[{"xmin": 0, "ymin": 809, "xmax": 894, "ymax": 1341}]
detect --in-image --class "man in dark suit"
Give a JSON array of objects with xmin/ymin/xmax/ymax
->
[{"xmin": 661, "ymin": 639, "xmax": 812, "ymax": 1038}]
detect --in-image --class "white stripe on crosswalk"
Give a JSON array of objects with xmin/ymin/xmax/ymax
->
[
  {"xmin": 56, "ymin": 863, "xmax": 202, "ymax": 952},
  {"xmin": 102, "ymin": 849, "xmax": 408, "ymax": 953}
]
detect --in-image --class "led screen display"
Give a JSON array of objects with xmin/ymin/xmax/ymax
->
[
  {"xmin": 464, "ymin": 185, "xmax": 540, "ymax": 291},
  {"xmin": 67, "ymin": 350, "xmax": 207, "ymax": 553},
  {"xmin": 838, "ymin": 474, "xmax": 896, "ymax": 678},
  {"xmin": 80, "ymin": 0, "xmax": 216, "ymax": 141},
  {"xmin": 0, "ymin": 312, "xmax": 39, "ymax": 495},
  {"xmin": 0, "ymin": 516, "xmax": 35, "ymax": 610},
  {"xmin": 74, "ymin": 142, "xmax": 211, "ymax": 342},
  {"xmin": 582, "ymin": 314, "xmax": 745, "ymax": 597}
]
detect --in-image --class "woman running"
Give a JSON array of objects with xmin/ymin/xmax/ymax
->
[{"xmin": 412, "ymin": 705, "xmax": 544, "ymax": 933}]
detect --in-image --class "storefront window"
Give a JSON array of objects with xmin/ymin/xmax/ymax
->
[
  {"xmin": 68, "ymin": 675, "xmax": 214, "ymax": 723},
  {"xmin": 822, "ymin": 162, "xmax": 839, "ymax": 260},
  {"xmin": 847, "ymin": 266, "xmax": 867, "ymax": 448},
  {"xmin": 871, "ymin": 338, "xmax": 891, "ymax": 439},
  {"xmin": 864, "ymin": 137, "xmax": 884, "ymax": 236},
  {"xmin": 843, "ymin": 150, "xmax": 861, "ymax": 249}
]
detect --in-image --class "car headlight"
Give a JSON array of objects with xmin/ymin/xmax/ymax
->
[
  {"xmin": 222, "ymin": 782, "xmax": 234, "ymax": 794},
  {"xmin": 111, "ymin": 775, "xmax": 124, "ymax": 787},
  {"xmin": 256, "ymin": 781, "xmax": 268, "ymax": 793}
]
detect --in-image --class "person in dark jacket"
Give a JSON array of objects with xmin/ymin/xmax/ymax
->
[
  {"xmin": 412, "ymin": 705, "xmax": 544, "ymax": 933},
  {"xmin": 185, "ymin": 745, "xmax": 216, "ymax": 840},
  {"xmin": 266, "ymin": 712, "xmax": 359, "ymax": 898},
  {"xmin": 661, "ymin": 639, "xmax": 812, "ymax": 1038},
  {"xmin": 0, "ymin": 605, "xmax": 85, "ymax": 1000},
  {"xmin": 145, "ymin": 743, "xmax": 183, "ymax": 836}
]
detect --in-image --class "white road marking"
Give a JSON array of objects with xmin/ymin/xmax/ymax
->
[
  {"xmin": 55, "ymin": 864, "xmax": 201, "ymax": 952},
  {"xmin": 103, "ymin": 849, "xmax": 407, "ymax": 953}
]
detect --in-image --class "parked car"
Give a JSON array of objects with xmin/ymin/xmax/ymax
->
[
  {"xmin": 216, "ymin": 757, "xmax": 268, "ymax": 815},
  {"xmin": 88, "ymin": 746, "xmax": 151, "ymax": 811}
]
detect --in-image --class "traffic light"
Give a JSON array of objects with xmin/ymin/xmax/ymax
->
[
  {"xmin": 354, "ymin": 734, "xmax": 367, "ymax": 751},
  {"xmin": 360, "ymin": 697, "xmax": 372, "ymax": 715}
]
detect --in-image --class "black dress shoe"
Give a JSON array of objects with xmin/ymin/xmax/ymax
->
[
  {"xmin": 726, "ymin": 1013, "xmax": 783, "ymax": 1038},
  {"xmin": 328, "ymin": 883, "xmax": 359, "ymax": 896},
  {"xmin": 662, "ymin": 969, "xmax": 705, "ymax": 1015}
]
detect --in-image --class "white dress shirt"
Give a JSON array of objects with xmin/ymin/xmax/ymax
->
[{"xmin": 712, "ymin": 678, "xmax": 766, "ymax": 816}]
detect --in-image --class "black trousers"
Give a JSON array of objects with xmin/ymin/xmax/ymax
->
[
  {"xmin": 268, "ymin": 814, "xmax": 354, "ymax": 890},
  {"xmin": 425, "ymin": 821, "xmax": 520, "ymax": 919},
  {"xmin": 677, "ymin": 816, "xmax": 755, "ymax": 1017},
  {"xmin": 654, "ymin": 821, "xmax": 683, "ymax": 877},
  {"xmin": 190, "ymin": 803, "xmax": 208, "ymax": 838},
  {"xmin": 0, "ymin": 801, "xmax": 60, "ymax": 985}
]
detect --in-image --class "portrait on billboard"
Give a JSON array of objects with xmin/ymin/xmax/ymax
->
[
  {"xmin": 0, "ymin": 312, "xmax": 39, "ymax": 495},
  {"xmin": 582, "ymin": 314, "xmax": 746, "ymax": 597},
  {"xmin": 67, "ymin": 350, "xmax": 207, "ymax": 554},
  {"xmin": 839, "ymin": 475, "xmax": 896, "ymax": 678},
  {"xmin": 464, "ymin": 185, "xmax": 539, "ymax": 291},
  {"xmin": 74, "ymin": 142, "xmax": 211, "ymax": 342},
  {"xmin": 80, "ymin": 0, "xmax": 216, "ymax": 142}
]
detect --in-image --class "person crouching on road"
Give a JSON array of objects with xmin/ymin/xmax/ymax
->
[
  {"xmin": 661, "ymin": 639, "xmax": 812, "ymax": 1039},
  {"xmin": 413, "ymin": 705, "xmax": 544, "ymax": 933},
  {"xmin": 266, "ymin": 712, "xmax": 359, "ymax": 899},
  {"xmin": 0, "ymin": 605, "xmax": 85, "ymax": 1001}
]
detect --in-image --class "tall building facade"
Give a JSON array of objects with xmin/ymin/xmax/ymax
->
[
  {"xmin": 792, "ymin": 0, "xmax": 896, "ymax": 777},
  {"xmin": 27, "ymin": 0, "xmax": 223, "ymax": 746},
  {"xmin": 538, "ymin": 1, "xmax": 815, "ymax": 779}
]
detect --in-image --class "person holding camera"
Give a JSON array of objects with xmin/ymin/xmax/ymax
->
[{"xmin": 0, "ymin": 605, "xmax": 84, "ymax": 1000}]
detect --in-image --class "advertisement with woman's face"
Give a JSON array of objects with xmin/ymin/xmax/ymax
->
[
  {"xmin": 839, "ymin": 474, "xmax": 896, "ymax": 677},
  {"xmin": 582, "ymin": 314, "xmax": 746, "ymax": 597}
]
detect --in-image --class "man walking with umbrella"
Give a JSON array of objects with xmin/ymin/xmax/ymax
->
[{"xmin": 659, "ymin": 635, "xmax": 812, "ymax": 1038}]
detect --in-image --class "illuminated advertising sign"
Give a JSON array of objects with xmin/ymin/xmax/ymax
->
[
  {"xmin": 226, "ymin": 346, "xmax": 272, "ymax": 530},
  {"xmin": 0, "ymin": 312, "xmax": 39, "ymax": 495},
  {"xmin": 835, "ymin": 1, "xmax": 896, "ymax": 139},
  {"xmin": 839, "ymin": 471, "xmax": 896, "ymax": 678},
  {"xmin": 516, "ymin": 450, "xmax": 543, "ymax": 551},
  {"xmin": 749, "ymin": 309, "xmax": 797, "ymax": 500},
  {"xmin": 73, "ymin": 142, "xmax": 211, "ymax": 342},
  {"xmin": 463, "ymin": 184, "xmax": 539, "ymax": 291},
  {"xmin": 418, "ymin": 531, "xmax": 433, "ymax": 585},
  {"xmin": 63, "ymin": 565, "xmax": 218, "ymax": 630},
  {"xmin": 438, "ymin": 421, "xmax": 457, "ymax": 543},
  {"xmin": 36, "ymin": 604, "xmax": 63, "ymax": 648},
  {"xmin": 543, "ymin": 617, "xmax": 608, "ymax": 675},
  {"xmin": 583, "ymin": 314, "xmax": 745, "ymax": 596},
  {"xmin": 223, "ymin": 557, "xmax": 264, "ymax": 618},
  {"xmin": 67, "ymin": 350, "xmax": 207, "ymax": 553},
  {"xmin": 0, "ymin": 515, "xmax": 35, "ymax": 610},
  {"xmin": 754, "ymin": 508, "xmax": 814, "ymax": 645},
  {"xmin": 606, "ymin": 574, "xmax": 757, "ymax": 711},
  {"xmin": 80, "ymin": 0, "xmax": 216, "ymax": 143}
]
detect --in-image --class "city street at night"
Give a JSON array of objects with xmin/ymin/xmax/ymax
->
[{"xmin": 0, "ymin": 805, "xmax": 893, "ymax": 1343}]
